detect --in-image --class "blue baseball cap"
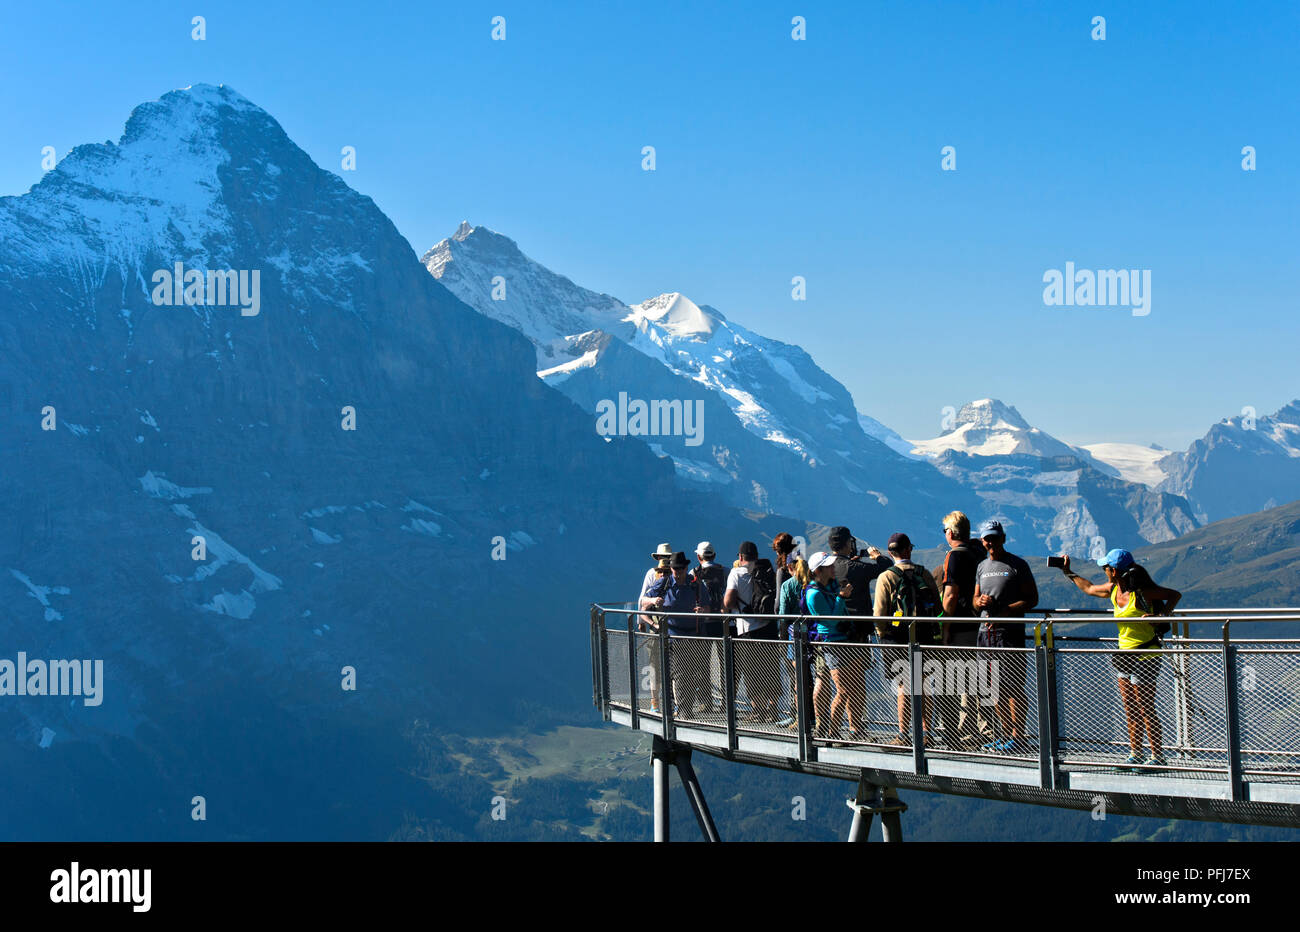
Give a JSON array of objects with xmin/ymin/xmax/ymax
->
[
  {"xmin": 978, "ymin": 519, "xmax": 1005, "ymax": 538},
  {"xmin": 1097, "ymin": 548, "xmax": 1135, "ymax": 571}
]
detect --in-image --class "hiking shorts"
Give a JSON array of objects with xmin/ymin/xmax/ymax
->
[
  {"xmin": 1112, "ymin": 648, "xmax": 1162, "ymax": 684},
  {"xmin": 821, "ymin": 646, "xmax": 845, "ymax": 672}
]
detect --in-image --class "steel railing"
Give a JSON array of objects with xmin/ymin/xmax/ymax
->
[{"xmin": 589, "ymin": 604, "xmax": 1300, "ymax": 799}]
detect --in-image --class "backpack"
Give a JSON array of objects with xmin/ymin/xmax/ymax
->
[
  {"xmin": 744, "ymin": 558, "xmax": 777, "ymax": 616},
  {"xmin": 1131, "ymin": 588, "xmax": 1171, "ymax": 637},
  {"xmin": 884, "ymin": 566, "xmax": 943, "ymax": 643},
  {"xmin": 693, "ymin": 564, "xmax": 727, "ymax": 613},
  {"xmin": 797, "ymin": 582, "xmax": 818, "ymax": 641}
]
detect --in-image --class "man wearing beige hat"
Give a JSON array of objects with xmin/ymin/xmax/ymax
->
[{"xmin": 634, "ymin": 543, "xmax": 673, "ymax": 711}]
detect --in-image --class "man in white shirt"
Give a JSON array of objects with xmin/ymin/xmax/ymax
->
[
  {"xmin": 723, "ymin": 541, "xmax": 779, "ymax": 722},
  {"xmin": 722, "ymin": 541, "xmax": 758, "ymax": 633}
]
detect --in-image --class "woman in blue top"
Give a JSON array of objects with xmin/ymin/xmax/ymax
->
[
  {"xmin": 777, "ymin": 554, "xmax": 810, "ymax": 729},
  {"xmin": 805, "ymin": 551, "xmax": 854, "ymax": 740}
]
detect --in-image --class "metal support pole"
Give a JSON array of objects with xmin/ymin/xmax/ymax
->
[
  {"xmin": 652, "ymin": 736, "xmax": 671, "ymax": 842},
  {"xmin": 723, "ymin": 620, "xmax": 738, "ymax": 751},
  {"xmin": 1043, "ymin": 625, "xmax": 1061, "ymax": 790},
  {"xmin": 1034, "ymin": 622, "xmax": 1061, "ymax": 790},
  {"xmin": 794, "ymin": 619, "xmax": 812, "ymax": 762},
  {"xmin": 660, "ymin": 624, "xmax": 675, "ymax": 739},
  {"xmin": 598, "ymin": 612, "xmax": 611, "ymax": 722},
  {"xmin": 846, "ymin": 771, "xmax": 906, "ymax": 842},
  {"xmin": 674, "ymin": 746, "xmax": 721, "ymax": 842},
  {"xmin": 627, "ymin": 614, "xmax": 639, "ymax": 730},
  {"xmin": 908, "ymin": 623, "xmax": 927, "ymax": 775},
  {"xmin": 1221, "ymin": 622, "xmax": 1244, "ymax": 802},
  {"xmin": 595, "ymin": 603, "xmax": 603, "ymax": 707}
]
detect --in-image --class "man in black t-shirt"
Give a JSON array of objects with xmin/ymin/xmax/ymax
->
[
  {"xmin": 938, "ymin": 511, "xmax": 994, "ymax": 745},
  {"xmin": 973, "ymin": 519, "xmax": 1038, "ymax": 751}
]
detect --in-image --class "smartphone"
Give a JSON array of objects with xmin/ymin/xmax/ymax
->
[{"xmin": 1047, "ymin": 556, "xmax": 1065, "ymax": 568}]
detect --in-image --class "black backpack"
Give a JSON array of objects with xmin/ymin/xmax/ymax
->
[
  {"xmin": 693, "ymin": 564, "xmax": 727, "ymax": 613},
  {"xmin": 1132, "ymin": 588, "xmax": 1171, "ymax": 637},
  {"xmin": 745, "ymin": 558, "xmax": 778, "ymax": 616}
]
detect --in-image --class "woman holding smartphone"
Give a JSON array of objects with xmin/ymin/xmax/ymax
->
[{"xmin": 1057, "ymin": 548, "xmax": 1181, "ymax": 769}]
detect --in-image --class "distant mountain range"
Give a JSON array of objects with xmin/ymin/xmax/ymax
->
[
  {"xmin": 1156, "ymin": 402, "xmax": 1300, "ymax": 523},
  {"xmin": 425, "ymin": 225, "xmax": 1280, "ymax": 558},
  {"xmin": 424, "ymin": 223, "xmax": 970, "ymax": 548}
]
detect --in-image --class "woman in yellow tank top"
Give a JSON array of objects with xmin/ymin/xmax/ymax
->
[{"xmin": 1057, "ymin": 549, "xmax": 1181, "ymax": 769}]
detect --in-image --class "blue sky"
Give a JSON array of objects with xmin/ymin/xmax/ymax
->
[{"xmin": 2, "ymin": 1, "xmax": 1296, "ymax": 448}]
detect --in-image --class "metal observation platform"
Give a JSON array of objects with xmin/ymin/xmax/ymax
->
[{"xmin": 589, "ymin": 604, "xmax": 1300, "ymax": 841}]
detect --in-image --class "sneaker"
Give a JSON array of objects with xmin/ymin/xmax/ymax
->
[
  {"xmin": 981, "ymin": 739, "xmax": 1003, "ymax": 752},
  {"xmin": 1124, "ymin": 753, "xmax": 1145, "ymax": 772},
  {"xmin": 776, "ymin": 715, "xmax": 795, "ymax": 728},
  {"xmin": 1149, "ymin": 753, "xmax": 1168, "ymax": 767}
]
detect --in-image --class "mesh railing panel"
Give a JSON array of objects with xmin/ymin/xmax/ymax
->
[
  {"xmin": 730, "ymin": 637, "xmax": 791, "ymax": 734},
  {"xmin": 1055, "ymin": 644, "xmax": 1228, "ymax": 773},
  {"xmin": 665, "ymin": 635, "xmax": 723, "ymax": 724},
  {"xmin": 605, "ymin": 627, "xmax": 631, "ymax": 708},
  {"xmin": 1236, "ymin": 647, "xmax": 1300, "ymax": 775},
  {"xmin": 807, "ymin": 640, "xmax": 908, "ymax": 746},
  {"xmin": 913, "ymin": 644, "xmax": 1037, "ymax": 756}
]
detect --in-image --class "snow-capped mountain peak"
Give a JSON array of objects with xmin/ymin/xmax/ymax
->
[
  {"xmin": 958, "ymin": 399, "xmax": 1032, "ymax": 432},
  {"xmin": 631, "ymin": 292, "xmax": 720, "ymax": 339},
  {"xmin": 911, "ymin": 398, "xmax": 1084, "ymax": 461}
]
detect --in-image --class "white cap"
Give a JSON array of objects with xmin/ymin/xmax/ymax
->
[
  {"xmin": 808, "ymin": 551, "xmax": 836, "ymax": 572},
  {"xmin": 695, "ymin": 540, "xmax": 715, "ymax": 557}
]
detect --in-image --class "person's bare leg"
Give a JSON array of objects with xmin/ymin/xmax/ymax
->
[
  {"xmin": 896, "ymin": 680, "xmax": 908, "ymax": 734},
  {"xmin": 828, "ymin": 669, "xmax": 847, "ymax": 735},
  {"xmin": 1137, "ymin": 680, "xmax": 1163, "ymax": 756},
  {"xmin": 1117, "ymin": 679, "xmax": 1143, "ymax": 755},
  {"xmin": 1007, "ymin": 694, "xmax": 1023, "ymax": 741},
  {"xmin": 814, "ymin": 672, "xmax": 831, "ymax": 734}
]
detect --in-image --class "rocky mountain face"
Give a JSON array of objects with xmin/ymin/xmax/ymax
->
[{"xmin": 0, "ymin": 84, "xmax": 789, "ymax": 838}]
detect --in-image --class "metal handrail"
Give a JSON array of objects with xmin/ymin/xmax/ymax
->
[{"xmin": 597, "ymin": 602, "xmax": 1300, "ymax": 625}]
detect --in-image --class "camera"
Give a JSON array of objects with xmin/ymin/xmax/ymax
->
[{"xmin": 1047, "ymin": 556, "xmax": 1065, "ymax": 568}]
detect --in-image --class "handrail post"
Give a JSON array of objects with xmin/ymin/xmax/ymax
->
[
  {"xmin": 1221, "ymin": 621, "xmax": 1244, "ymax": 801},
  {"xmin": 909, "ymin": 620, "xmax": 927, "ymax": 775},
  {"xmin": 723, "ymin": 616, "xmax": 737, "ymax": 751},
  {"xmin": 660, "ymin": 620, "xmax": 675, "ymax": 740},
  {"xmin": 592, "ymin": 605, "xmax": 611, "ymax": 720},
  {"xmin": 590, "ymin": 604, "xmax": 599, "ymax": 709},
  {"xmin": 794, "ymin": 619, "xmax": 811, "ymax": 762},
  {"xmin": 1034, "ymin": 619, "xmax": 1060, "ymax": 789},
  {"xmin": 627, "ymin": 614, "xmax": 639, "ymax": 730}
]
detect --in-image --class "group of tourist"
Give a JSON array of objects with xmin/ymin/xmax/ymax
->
[{"xmin": 635, "ymin": 510, "xmax": 1182, "ymax": 769}]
